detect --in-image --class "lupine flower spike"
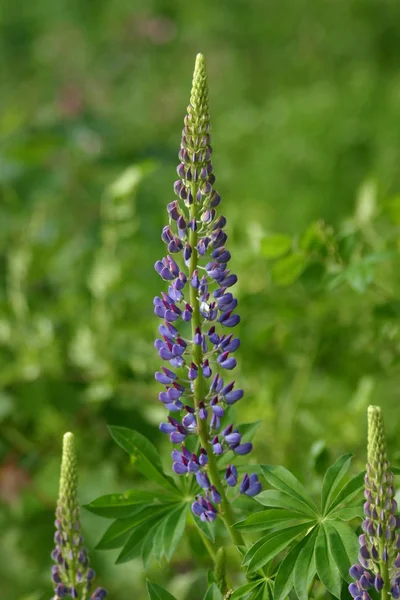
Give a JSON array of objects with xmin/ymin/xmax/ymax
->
[
  {"xmin": 155, "ymin": 53, "xmax": 261, "ymax": 525},
  {"xmin": 349, "ymin": 406, "xmax": 400, "ymax": 600},
  {"xmin": 51, "ymin": 433, "xmax": 107, "ymax": 600}
]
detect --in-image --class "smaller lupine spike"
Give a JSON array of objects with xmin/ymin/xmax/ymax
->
[
  {"xmin": 51, "ymin": 433, "xmax": 107, "ymax": 600},
  {"xmin": 349, "ymin": 406, "xmax": 400, "ymax": 600}
]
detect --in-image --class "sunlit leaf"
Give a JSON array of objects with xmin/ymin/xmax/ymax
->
[
  {"xmin": 294, "ymin": 529, "xmax": 317, "ymax": 600},
  {"xmin": 109, "ymin": 426, "xmax": 177, "ymax": 491},
  {"xmin": 315, "ymin": 524, "xmax": 341, "ymax": 598},
  {"xmin": 234, "ymin": 509, "xmax": 314, "ymax": 531},
  {"xmin": 203, "ymin": 583, "xmax": 222, "ymax": 600},
  {"xmin": 147, "ymin": 581, "xmax": 178, "ymax": 600},
  {"xmin": 321, "ymin": 454, "xmax": 353, "ymax": 513},
  {"xmin": 245, "ymin": 523, "xmax": 310, "ymax": 573},
  {"xmin": 261, "ymin": 466, "xmax": 317, "ymax": 513}
]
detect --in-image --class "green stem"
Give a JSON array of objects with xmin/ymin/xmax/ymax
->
[
  {"xmin": 379, "ymin": 541, "xmax": 390, "ymax": 600},
  {"xmin": 188, "ymin": 194, "xmax": 244, "ymax": 549}
]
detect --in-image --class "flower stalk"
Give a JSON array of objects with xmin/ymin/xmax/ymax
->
[
  {"xmin": 155, "ymin": 53, "xmax": 260, "ymax": 543},
  {"xmin": 51, "ymin": 433, "xmax": 107, "ymax": 600},
  {"xmin": 349, "ymin": 406, "xmax": 400, "ymax": 600}
]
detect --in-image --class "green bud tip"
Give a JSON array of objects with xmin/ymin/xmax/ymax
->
[
  {"xmin": 59, "ymin": 431, "xmax": 78, "ymax": 507},
  {"xmin": 190, "ymin": 53, "xmax": 209, "ymax": 116},
  {"xmin": 367, "ymin": 405, "xmax": 387, "ymax": 468}
]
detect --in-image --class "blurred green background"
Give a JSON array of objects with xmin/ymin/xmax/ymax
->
[{"xmin": 2, "ymin": 1, "xmax": 400, "ymax": 598}]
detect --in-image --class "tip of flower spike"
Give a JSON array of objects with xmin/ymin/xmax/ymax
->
[
  {"xmin": 60, "ymin": 431, "xmax": 78, "ymax": 500},
  {"xmin": 63, "ymin": 431, "xmax": 74, "ymax": 444},
  {"xmin": 367, "ymin": 405, "xmax": 387, "ymax": 468},
  {"xmin": 368, "ymin": 405, "xmax": 381, "ymax": 417},
  {"xmin": 190, "ymin": 53, "xmax": 208, "ymax": 115}
]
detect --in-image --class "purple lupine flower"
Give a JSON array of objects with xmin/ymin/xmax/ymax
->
[
  {"xmin": 154, "ymin": 54, "xmax": 261, "ymax": 523},
  {"xmin": 349, "ymin": 406, "xmax": 400, "ymax": 598},
  {"xmin": 51, "ymin": 433, "xmax": 107, "ymax": 599}
]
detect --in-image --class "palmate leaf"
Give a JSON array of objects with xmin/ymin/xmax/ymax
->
[
  {"xmin": 84, "ymin": 489, "xmax": 175, "ymax": 519},
  {"xmin": 244, "ymin": 523, "xmax": 310, "ymax": 573},
  {"xmin": 116, "ymin": 521, "xmax": 155, "ymax": 563},
  {"xmin": 234, "ymin": 509, "xmax": 314, "ymax": 532},
  {"xmin": 326, "ymin": 520, "xmax": 359, "ymax": 583},
  {"xmin": 260, "ymin": 466, "xmax": 318, "ymax": 513},
  {"xmin": 273, "ymin": 533, "xmax": 310, "ymax": 600},
  {"xmin": 158, "ymin": 503, "xmax": 189, "ymax": 561},
  {"xmin": 293, "ymin": 528, "xmax": 317, "ymax": 600},
  {"xmin": 230, "ymin": 580, "xmax": 265, "ymax": 600},
  {"xmin": 109, "ymin": 426, "xmax": 178, "ymax": 492},
  {"xmin": 96, "ymin": 505, "xmax": 170, "ymax": 550},
  {"xmin": 147, "ymin": 581, "xmax": 177, "ymax": 600},
  {"xmin": 203, "ymin": 583, "xmax": 223, "ymax": 600},
  {"xmin": 327, "ymin": 469, "xmax": 365, "ymax": 513},
  {"xmin": 321, "ymin": 453, "xmax": 353, "ymax": 513},
  {"xmin": 255, "ymin": 490, "xmax": 316, "ymax": 514},
  {"xmin": 315, "ymin": 524, "xmax": 342, "ymax": 599},
  {"xmin": 334, "ymin": 505, "xmax": 364, "ymax": 520},
  {"xmin": 257, "ymin": 457, "xmax": 365, "ymax": 600}
]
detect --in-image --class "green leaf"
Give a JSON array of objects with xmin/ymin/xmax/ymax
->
[
  {"xmin": 84, "ymin": 490, "xmax": 171, "ymax": 519},
  {"xmin": 327, "ymin": 471, "xmax": 365, "ymax": 513},
  {"xmin": 245, "ymin": 523, "xmax": 310, "ymax": 573},
  {"xmin": 294, "ymin": 529, "xmax": 317, "ymax": 600},
  {"xmin": 146, "ymin": 581, "xmax": 178, "ymax": 600},
  {"xmin": 260, "ymin": 466, "xmax": 317, "ymax": 513},
  {"xmin": 327, "ymin": 521, "xmax": 360, "ymax": 583},
  {"xmin": 321, "ymin": 454, "xmax": 353, "ymax": 514},
  {"xmin": 115, "ymin": 521, "xmax": 153, "ymax": 564},
  {"xmin": 230, "ymin": 581, "xmax": 264, "ymax": 600},
  {"xmin": 333, "ymin": 505, "xmax": 364, "ymax": 520},
  {"xmin": 261, "ymin": 234, "xmax": 292, "ymax": 259},
  {"xmin": 238, "ymin": 420, "xmax": 262, "ymax": 441},
  {"xmin": 203, "ymin": 583, "xmax": 222, "ymax": 600},
  {"xmin": 234, "ymin": 509, "xmax": 314, "ymax": 531},
  {"xmin": 273, "ymin": 534, "xmax": 309, "ymax": 600},
  {"xmin": 96, "ymin": 505, "xmax": 170, "ymax": 549},
  {"xmin": 152, "ymin": 514, "xmax": 168, "ymax": 561},
  {"xmin": 315, "ymin": 524, "xmax": 342, "ymax": 598},
  {"xmin": 109, "ymin": 426, "xmax": 177, "ymax": 491},
  {"xmin": 142, "ymin": 521, "xmax": 165, "ymax": 568},
  {"xmin": 255, "ymin": 490, "xmax": 314, "ymax": 514},
  {"xmin": 161, "ymin": 503, "xmax": 189, "ymax": 561},
  {"xmin": 344, "ymin": 261, "xmax": 374, "ymax": 293},
  {"xmin": 271, "ymin": 252, "xmax": 307, "ymax": 286}
]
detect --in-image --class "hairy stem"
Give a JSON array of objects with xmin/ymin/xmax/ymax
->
[{"xmin": 188, "ymin": 195, "xmax": 244, "ymax": 548}]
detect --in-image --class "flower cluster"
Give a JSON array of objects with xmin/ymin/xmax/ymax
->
[
  {"xmin": 155, "ymin": 54, "xmax": 261, "ymax": 522},
  {"xmin": 51, "ymin": 433, "xmax": 107, "ymax": 600},
  {"xmin": 349, "ymin": 406, "xmax": 400, "ymax": 599}
]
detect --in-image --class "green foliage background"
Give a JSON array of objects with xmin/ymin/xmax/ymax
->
[{"xmin": 1, "ymin": 1, "xmax": 400, "ymax": 598}]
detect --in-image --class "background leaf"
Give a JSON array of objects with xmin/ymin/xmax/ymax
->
[
  {"xmin": 315, "ymin": 524, "xmax": 342, "ymax": 599},
  {"xmin": 147, "ymin": 581, "xmax": 178, "ymax": 600}
]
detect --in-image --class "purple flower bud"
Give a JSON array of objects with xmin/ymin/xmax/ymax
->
[
  {"xmin": 349, "ymin": 564, "xmax": 363, "ymax": 580},
  {"xmin": 360, "ymin": 574, "xmax": 372, "ymax": 590},
  {"xmin": 196, "ymin": 471, "xmax": 211, "ymax": 489},
  {"xmin": 392, "ymin": 585, "xmax": 400, "ymax": 599},
  {"xmin": 374, "ymin": 574, "xmax": 383, "ymax": 592},
  {"xmin": 234, "ymin": 442, "xmax": 253, "ymax": 456},
  {"xmin": 211, "ymin": 485, "xmax": 222, "ymax": 504},
  {"xmin": 225, "ymin": 465, "xmax": 238, "ymax": 487},
  {"xmin": 349, "ymin": 583, "xmax": 360, "ymax": 598}
]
